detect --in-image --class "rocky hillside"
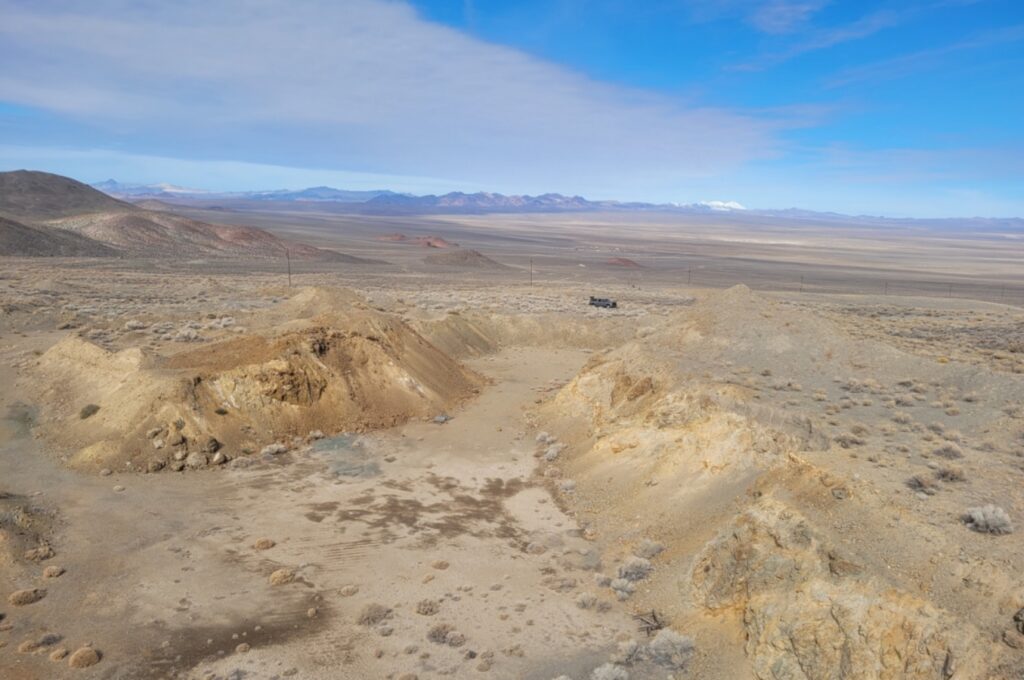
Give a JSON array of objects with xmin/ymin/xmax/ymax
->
[
  {"xmin": 0, "ymin": 215, "xmax": 118, "ymax": 257},
  {"xmin": 0, "ymin": 170, "xmax": 378, "ymax": 261}
]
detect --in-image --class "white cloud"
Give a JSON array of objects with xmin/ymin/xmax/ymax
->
[
  {"xmin": 0, "ymin": 0, "xmax": 779, "ymax": 194},
  {"xmin": 748, "ymin": 1, "xmax": 827, "ymax": 34}
]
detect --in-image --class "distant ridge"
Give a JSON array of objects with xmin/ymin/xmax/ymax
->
[{"xmin": 0, "ymin": 170, "xmax": 384, "ymax": 261}]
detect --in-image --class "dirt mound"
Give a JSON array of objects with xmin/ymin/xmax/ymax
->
[
  {"xmin": 23, "ymin": 295, "xmax": 484, "ymax": 471},
  {"xmin": 379, "ymin": 234, "xmax": 457, "ymax": 248},
  {"xmin": 540, "ymin": 285, "xmax": 1024, "ymax": 678},
  {"xmin": 605, "ymin": 257, "xmax": 643, "ymax": 268},
  {"xmin": 0, "ymin": 170, "xmax": 132, "ymax": 221},
  {"xmin": 0, "ymin": 215, "xmax": 118, "ymax": 257},
  {"xmin": 423, "ymin": 249, "xmax": 509, "ymax": 270}
]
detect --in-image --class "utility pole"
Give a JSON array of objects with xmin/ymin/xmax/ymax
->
[
  {"xmin": 286, "ymin": 248, "xmax": 292, "ymax": 288},
  {"xmin": 687, "ymin": 268, "xmax": 691, "ymax": 285},
  {"xmin": 799, "ymin": 275, "xmax": 804, "ymax": 293},
  {"xmin": 530, "ymin": 257, "xmax": 533, "ymax": 287}
]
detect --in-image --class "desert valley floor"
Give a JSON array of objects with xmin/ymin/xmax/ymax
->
[{"xmin": 3, "ymin": 187, "xmax": 1024, "ymax": 680}]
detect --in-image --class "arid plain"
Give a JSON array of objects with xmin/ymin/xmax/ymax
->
[{"xmin": 3, "ymin": 176, "xmax": 1024, "ymax": 679}]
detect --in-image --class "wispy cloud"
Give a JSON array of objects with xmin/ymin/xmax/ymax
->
[
  {"xmin": 748, "ymin": 1, "xmax": 829, "ymax": 34},
  {"xmin": 827, "ymin": 23, "xmax": 1024, "ymax": 87},
  {"xmin": 0, "ymin": 0, "xmax": 782, "ymax": 196},
  {"xmin": 730, "ymin": 9, "xmax": 903, "ymax": 71}
]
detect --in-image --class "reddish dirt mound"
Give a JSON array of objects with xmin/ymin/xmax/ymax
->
[
  {"xmin": 378, "ymin": 234, "xmax": 458, "ymax": 248},
  {"xmin": 606, "ymin": 257, "xmax": 643, "ymax": 268},
  {"xmin": 423, "ymin": 249, "xmax": 509, "ymax": 270}
]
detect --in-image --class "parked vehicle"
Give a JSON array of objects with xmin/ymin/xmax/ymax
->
[{"xmin": 588, "ymin": 296, "xmax": 618, "ymax": 308}]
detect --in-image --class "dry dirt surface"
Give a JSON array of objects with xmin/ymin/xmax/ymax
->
[{"xmin": 2, "ymin": 204, "xmax": 1024, "ymax": 679}]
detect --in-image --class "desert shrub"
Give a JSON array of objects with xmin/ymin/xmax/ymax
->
[
  {"xmin": 416, "ymin": 599, "xmax": 440, "ymax": 616},
  {"xmin": 427, "ymin": 623, "xmax": 464, "ymax": 646},
  {"xmin": 935, "ymin": 466, "xmax": 966, "ymax": 482},
  {"xmin": 610, "ymin": 578, "xmax": 635, "ymax": 600},
  {"xmin": 932, "ymin": 443, "xmax": 963, "ymax": 459},
  {"xmin": 834, "ymin": 433, "xmax": 865, "ymax": 448},
  {"xmin": 79, "ymin": 404, "xmax": 100, "ymax": 419},
  {"xmin": 906, "ymin": 475, "xmax": 940, "ymax": 495},
  {"xmin": 610, "ymin": 639, "xmax": 642, "ymax": 665},
  {"xmin": 927, "ymin": 422, "xmax": 945, "ymax": 434},
  {"xmin": 646, "ymin": 629, "xmax": 695, "ymax": 670},
  {"xmin": 964, "ymin": 505, "xmax": 1014, "ymax": 535},
  {"xmin": 357, "ymin": 604, "xmax": 392, "ymax": 626},
  {"xmin": 634, "ymin": 539, "xmax": 664, "ymax": 559},
  {"xmin": 892, "ymin": 412, "xmax": 912, "ymax": 425},
  {"xmin": 617, "ymin": 557, "xmax": 653, "ymax": 582},
  {"xmin": 590, "ymin": 663, "xmax": 629, "ymax": 680},
  {"xmin": 576, "ymin": 593, "xmax": 597, "ymax": 609},
  {"xmin": 942, "ymin": 430, "xmax": 963, "ymax": 443}
]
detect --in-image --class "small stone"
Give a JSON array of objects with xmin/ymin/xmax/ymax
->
[
  {"xmin": 211, "ymin": 451, "xmax": 227, "ymax": 465},
  {"xmin": 235, "ymin": 643, "xmax": 251, "ymax": 654},
  {"xmin": 340, "ymin": 585, "xmax": 359, "ymax": 596},
  {"xmin": 68, "ymin": 647, "xmax": 101, "ymax": 668},
  {"xmin": 8, "ymin": 588, "xmax": 46, "ymax": 606},
  {"xmin": 50, "ymin": 648, "xmax": 69, "ymax": 661},
  {"xmin": 307, "ymin": 607, "xmax": 318, "ymax": 618},
  {"xmin": 202, "ymin": 437, "xmax": 222, "ymax": 453},
  {"xmin": 99, "ymin": 468, "xmax": 112, "ymax": 477},
  {"xmin": 185, "ymin": 452, "xmax": 208, "ymax": 469},
  {"xmin": 113, "ymin": 485, "xmax": 125, "ymax": 492},
  {"xmin": 18, "ymin": 639, "xmax": 41, "ymax": 653},
  {"xmin": 253, "ymin": 538, "xmax": 276, "ymax": 550},
  {"xmin": 147, "ymin": 460, "xmax": 165, "ymax": 473},
  {"xmin": 269, "ymin": 569, "xmax": 295, "ymax": 586},
  {"xmin": 43, "ymin": 565, "xmax": 65, "ymax": 578},
  {"xmin": 169, "ymin": 461, "xmax": 185, "ymax": 472},
  {"xmin": 431, "ymin": 560, "xmax": 449, "ymax": 570}
]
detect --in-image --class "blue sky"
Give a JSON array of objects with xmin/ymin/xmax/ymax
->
[{"xmin": 0, "ymin": 0, "xmax": 1021, "ymax": 216}]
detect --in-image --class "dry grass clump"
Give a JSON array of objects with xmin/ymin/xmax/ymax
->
[
  {"xmin": 892, "ymin": 412, "xmax": 912, "ymax": 425},
  {"xmin": 963, "ymin": 505, "xmax": 1013, "ymax": 535},
  {"xmin": 935, "ymin": 466, "xmax": 966, "ymax": 482},
  {"xmin": 906, "ymin": 475, "xmax": 940, "ymax": 495},
  {"xmin": 931, "ymin": 443, "xmax": 963, "ymax": 459},
  {"xmin": 416, "ymin": 599, "xmax": 440, "ymax": 616}
]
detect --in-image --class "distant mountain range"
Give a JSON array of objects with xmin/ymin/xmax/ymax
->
[
  {"xmin": 91, "ymin": 179, "xmax": 753, "ymax": 215},
  {"xmin": 86, "ymin": 179, "xmax": 1024, "ymax": 227},
  {"xmin": 93, "ymin": 179, "xmax": 399, "ymax": 203}
]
